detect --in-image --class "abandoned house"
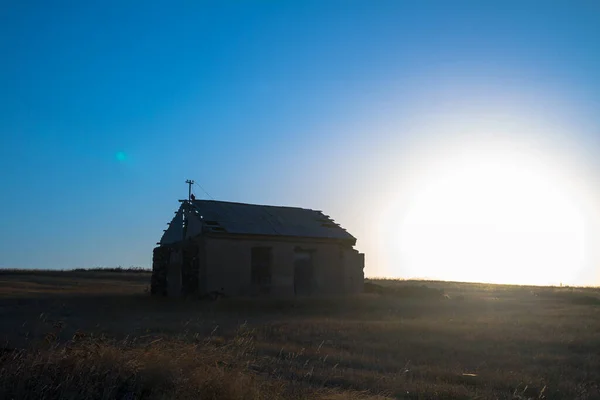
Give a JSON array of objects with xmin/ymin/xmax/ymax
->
[{"xmin": 151, "ymin": 199, "xmax": 365, "ymax": 297}]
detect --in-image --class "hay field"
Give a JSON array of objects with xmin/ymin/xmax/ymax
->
[{"xmin": 0, "ymin": 270, "xmax": 599, "ymax": 399}]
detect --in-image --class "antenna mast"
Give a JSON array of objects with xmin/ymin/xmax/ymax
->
[{"xmin": 185, "ymin": 179, "xmax": 195, "ymax": 201}]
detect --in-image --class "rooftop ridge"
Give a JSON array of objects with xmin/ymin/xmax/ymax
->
[{"xmin": 182, "ymin": 199, "xmax": 322, "ymax": 212}]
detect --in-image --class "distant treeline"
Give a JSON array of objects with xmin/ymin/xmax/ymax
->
[
  {"xmin": 0, "ymin": 267, "xmax": 151, "ymax": 274},
  {"xmin": 71, "ymin": 266, "xmax": 151, "ymax": 273}
]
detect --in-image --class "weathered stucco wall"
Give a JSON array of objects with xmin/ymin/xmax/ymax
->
[
  {"xmin": 154, "ymin": 235, "xmax": 365, "ymax": 297},
  {"xmin": 203, "ymin": 236, "xmax": 297, "ymax": 296},
  {"xmin": 201, "ymin": 236, "xmax": 363, "ymax": 296},
  {"xmin": 343, "ymin": 248, "xmax": 365, "ymax": 294}
]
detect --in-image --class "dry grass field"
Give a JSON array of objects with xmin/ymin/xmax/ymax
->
[{"xmin": 1, "ymin": 270, "xmax": 599, "ymax": 399}]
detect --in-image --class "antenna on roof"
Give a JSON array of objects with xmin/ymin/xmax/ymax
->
[
  {"xmin": 194, "ymin": 181, "xmax": 215, "ymax": 200},
  {"xmin": 185, "ymin": 179, "xmax": 195, "ymax": 201}
]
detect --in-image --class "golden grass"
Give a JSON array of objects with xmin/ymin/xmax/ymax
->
[
  {"xmin": 0, "ymin": 337, "xmax": 286, "ymax": 399},
  {"xmin": 1, "ymin": 271, "xmax": 599, "ymax": 399},
  {"xmin": 0, "ymin": 328, "xmax": 387, "ymax": 400}
]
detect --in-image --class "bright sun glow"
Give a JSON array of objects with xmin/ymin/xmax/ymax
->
[{"xmin": 397, "ymin": 139, "xmax": 589, "ymax": 286}]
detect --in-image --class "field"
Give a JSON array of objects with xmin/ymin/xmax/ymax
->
[{"xmin": 1, "ymin": 270, "xmax": 599, "ymax": 399}]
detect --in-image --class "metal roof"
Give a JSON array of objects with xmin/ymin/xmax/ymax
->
[{"xmin": 187, "ymin": 200, "xmax": 356, "ymax": 241}]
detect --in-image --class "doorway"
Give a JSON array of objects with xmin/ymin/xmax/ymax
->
[
  {"xmin": 294, "ymin": 251, "xmax": 314, "ymax": 295},
  {"xmin": 251, "ymin": 247, "xmax": 272, "ymax": 293}
]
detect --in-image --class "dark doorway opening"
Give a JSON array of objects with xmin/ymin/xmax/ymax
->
[
  {"xmin": 294, "ymin": 251, "xmax": 314, "ymax": 295},
  {"xmin": 251, "ymin": 247, "xmax": 272, "ymax": 293}
]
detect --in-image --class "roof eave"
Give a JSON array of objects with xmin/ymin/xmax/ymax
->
[{"xmin": 202, "ymin": 231, "xmax": 357, "ymax": 245}]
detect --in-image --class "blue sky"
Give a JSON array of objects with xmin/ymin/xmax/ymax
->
[{"xmin": 1, "ymin": 1, "xmax": 599, "ymax": 281}]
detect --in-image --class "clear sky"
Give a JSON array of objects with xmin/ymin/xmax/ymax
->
[{"xmin": 1, "ymin": 1, "xmax": 599, "ymax": 284}]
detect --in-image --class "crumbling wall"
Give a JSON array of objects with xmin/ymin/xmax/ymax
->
[
  {"xmin": 167, "ymin": 250, "xmax": 183, "ymax": 297},
  {"xmin": 342, "ymin": 248, "xmax": 365, "ymax": 294},
  {"xmin": 157, "ymin": 236, "xmax": 364, "ymax": 297},
  {"xmin": 181, "ymin": 242, "xmax": 199, "ymax": 296},
  {"xmin": 151, "ymin": 246, "xmax": 170, "ymax": 295}
]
